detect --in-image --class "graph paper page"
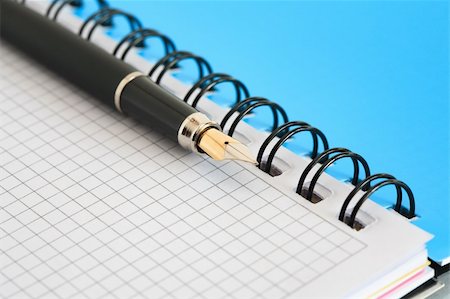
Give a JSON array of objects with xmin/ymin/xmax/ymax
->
[{"xmin": 0, "ymin": 43, "xmax": 430, "ymax": 299}]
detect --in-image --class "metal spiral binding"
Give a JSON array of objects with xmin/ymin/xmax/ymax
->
[
  {"xmin": 339, "ymin": 174, "xmax": 416, "ymax": 228},
  {"xmin": 184, "ymin": 73, "xmax": 250, "ymax": 108},
  {"xmin": 46, "ymin": 0, "xmax": 81, "ymax": 20},
  {"xmin": 79, "ymin": 8, "xmax": 142, "ymax": 42},
  {"xmin": 296, "ymin": 148, "xmax": 371, "ymax": 202},
  {"xmin": 257, "ymin": 121, "xmax": 329, "ymax": 175},
  {"xmin": 220, "ymin": 97, "xmax": 288, "ymax": 138},
  {"xmin": 43, "ymin": 1, "xmax": 417, "ymax": 228},
  {"xmin": 149, "ymin": 51, "xmax": 213, "ymax": 85},
  {"xmin": 113, "ymin": 28, "xmax": 176, "ymax": 61},
  {"xmin": 47, "ymin": 0, "xmax": 108, "ymax": 21}
]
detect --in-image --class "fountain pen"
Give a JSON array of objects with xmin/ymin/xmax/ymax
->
[{"xmin": 0, "ymin": 0, "xmax": 256, "ymax": 164}]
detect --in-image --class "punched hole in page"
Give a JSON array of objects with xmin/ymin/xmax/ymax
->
[{"xmin": 300, "ymin": 181, "xmax": 332, "ymax": 204}]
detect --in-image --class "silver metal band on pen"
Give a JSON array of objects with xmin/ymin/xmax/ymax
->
[
  {"xmin": 177, "ymin": 113, "xmax": 221, "ymax": 153},
  {"xmin": 114, "ymin": 71, "xmax": 145, "ymax": 113},
  {"xmin": 114, "ymin": 71, "xmax": 221, "ymax": 154}
]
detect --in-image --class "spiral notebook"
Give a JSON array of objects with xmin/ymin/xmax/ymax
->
[
  {"xmin": 122, "ymin": 1, "xmax": 450, "ymax": 267},
  {"xmin": 0, "ymin": 0, "xmax": 437, "ymax": 298}
]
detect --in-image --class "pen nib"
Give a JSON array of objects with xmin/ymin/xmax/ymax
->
[
  {"xmin": 223, "ymin": 141, "xmax": 257, "ymax": 164},
  {"xmin": 198, "ymin": 129, "xmax": 257, "ymax": 165}
]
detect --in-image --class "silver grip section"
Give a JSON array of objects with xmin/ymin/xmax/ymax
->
[{"xmin": 178, "ymin": 112, "xmax": 221, "ymax": 153}]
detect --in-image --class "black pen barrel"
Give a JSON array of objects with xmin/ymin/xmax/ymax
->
[
  {"xmin": 0, "ymin": 0, "xmax": 130, "ymax": 106},
  {"xmin": 0, "ymin": 0, "xmax": 197, "ymax": 141}
]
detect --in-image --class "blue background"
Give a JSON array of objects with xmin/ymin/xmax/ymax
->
[{"xmin": 79, "ymin": 0, "xmax": 449, "ymax": 262}]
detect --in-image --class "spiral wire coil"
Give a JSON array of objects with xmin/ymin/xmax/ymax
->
[{"xmin": 36, "ymin": 0, "xmax": 416, "ymax": 230}]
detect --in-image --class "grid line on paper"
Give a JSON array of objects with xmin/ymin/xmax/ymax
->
[
  {"xmin": 0, "ymin": 44, "xmax": 366, "ymax": 299},
  {"xmin": 0, "ymin": 50, "xmax": 146, "ymax": 299}
]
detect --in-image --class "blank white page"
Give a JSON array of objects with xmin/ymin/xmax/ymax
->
[{"xmin": 0, "ymin": 42, "xmax": 429, "ymax": 299}]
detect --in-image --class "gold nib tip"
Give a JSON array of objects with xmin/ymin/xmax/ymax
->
[
  {"xmin": 223, "ymin": 142, "xmax": 258, "ymax": 164},
  {"xmin": 198, "ymin": 129, "xmax": 257, "ymax": 165}
]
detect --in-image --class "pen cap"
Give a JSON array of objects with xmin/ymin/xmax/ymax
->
[
  {"xmin": 0, "ymin": 0, "xmax": 135, "ymax": 108},
  {"xmin": 120, "ymin": 75, "xmax": 198, "ymax": 141}
]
